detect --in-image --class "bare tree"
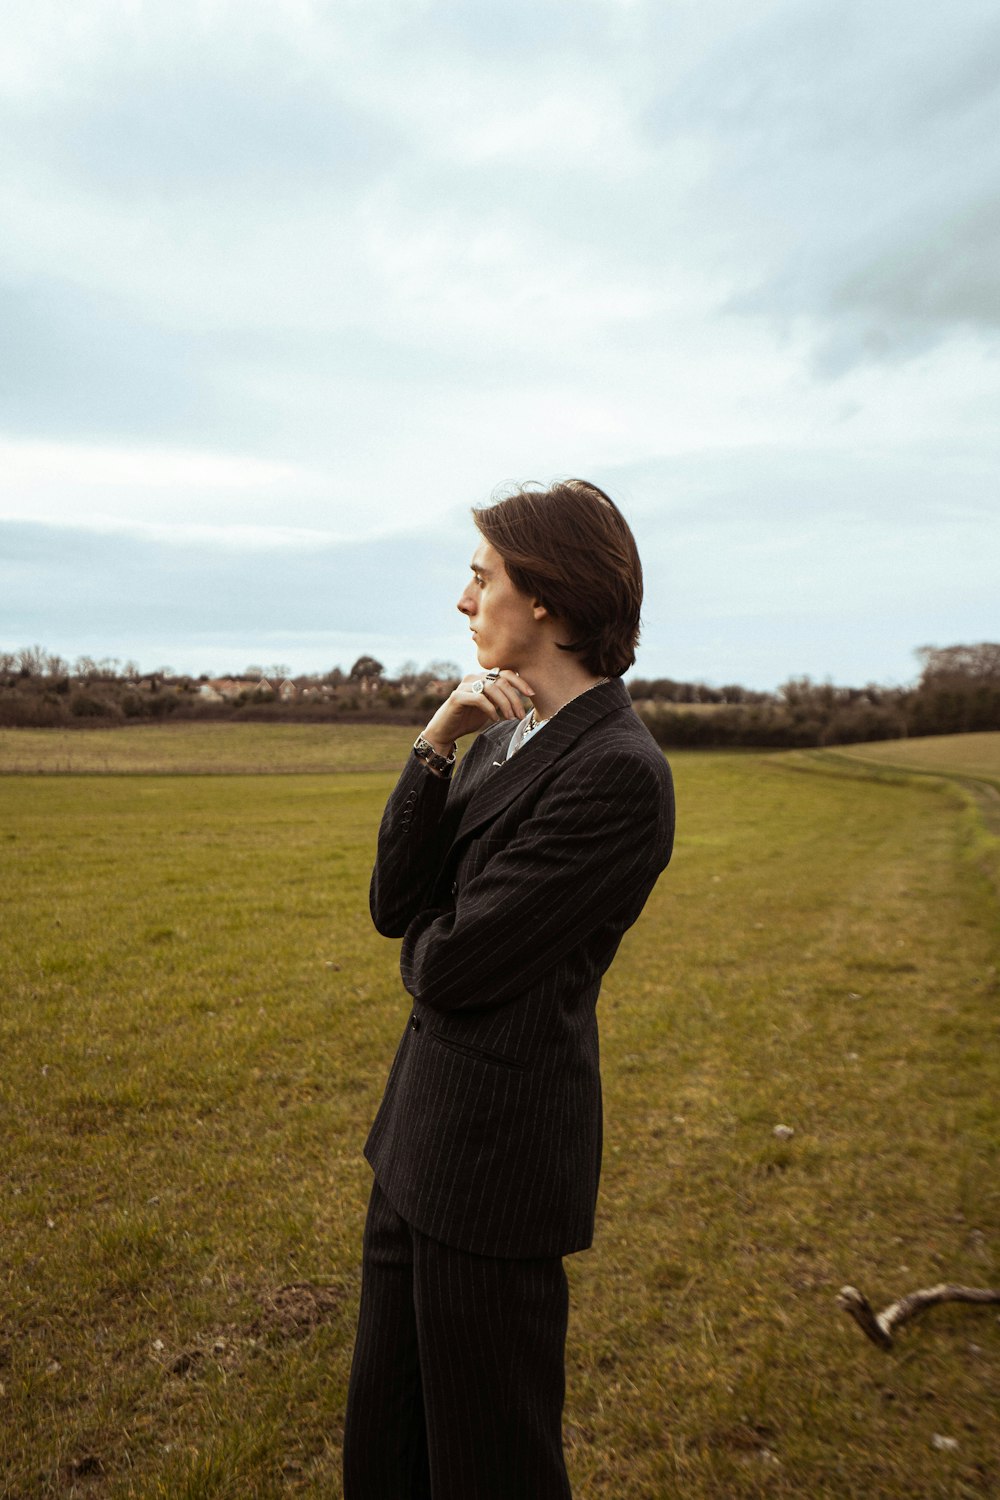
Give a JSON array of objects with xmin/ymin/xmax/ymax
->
[
  {"xmin": 424, "ymin": 659, "xmax": 462, "ymax": 682},
  {"xmin": 916, "ymin": 642, "xmax": 1000, "ymax": 682},
  {"xmin": 16, "ymin": 645, "xmax": 48, "ymax": 675}
]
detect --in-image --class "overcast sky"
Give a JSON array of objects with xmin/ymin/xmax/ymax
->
[{"xmin": 2, "ymin": 0, "xmax": 997, "ymax": 688}]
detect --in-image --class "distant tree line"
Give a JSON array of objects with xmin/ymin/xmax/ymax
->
[
  {"xmin": 0, "ymin": 651, "xmax": 463, "ymax": 729},
  {"xmin": 1, "ymin": 643, "xmax": 998, "ymax": 747},
  {"xmin": 632, "ymin": 644, "xmax": 1000, "ymax": 748}
]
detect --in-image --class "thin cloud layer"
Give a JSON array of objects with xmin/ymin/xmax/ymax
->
[{"xmin": 1, "ymin": 0, "xmax": 997, "ymax": 684}]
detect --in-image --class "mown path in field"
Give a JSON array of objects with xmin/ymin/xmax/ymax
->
[
  {"xmin": 826, "ymin": 731, "xmax": 1000, "ymax": 842},
  {"xmin": 0, "ymin": 746, "xmax": 996, "ymax": 1497}
]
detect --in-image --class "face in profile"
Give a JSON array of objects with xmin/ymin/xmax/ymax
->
[{"xmin": 457, "ymin": 539, "xmax": 547, "ymax": 673}]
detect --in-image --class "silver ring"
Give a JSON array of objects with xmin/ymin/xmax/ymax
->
[
  {"xmin": 470, "ymin": 679, "xmax": 485, "ymax": 694},
  {"xmin": 484, "ymin": 670, "xmax": 501, "ymax": 682}
]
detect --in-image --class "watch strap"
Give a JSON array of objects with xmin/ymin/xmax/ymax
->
[{"xmin": 413, "ymin": 734, "xmax": 456, "ymax": 777}]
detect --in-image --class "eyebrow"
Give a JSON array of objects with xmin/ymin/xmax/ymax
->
[{"xmin": 469, "ymin": 560, "xmax": 492, "ymax": 576}]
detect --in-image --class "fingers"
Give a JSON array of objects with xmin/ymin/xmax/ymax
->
[
  {"xmin": 455, "ymin": 670, "xmax": 534, "ymax": 721},
  {"xmin": 450, "ymin": 676, "xmax": 500, "ymax": 725},
  {"xmin": 501, "ymin": 669, "xmax": 536, "ymax": 697},
  {"xmin": 481, "ymin": 669, "xmax": 535, "ymax": 720}
]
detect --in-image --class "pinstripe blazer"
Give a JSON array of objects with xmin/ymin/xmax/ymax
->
[{"xmin": 364, "ymin": 677, "xmax": 675, "ymax": 1258}]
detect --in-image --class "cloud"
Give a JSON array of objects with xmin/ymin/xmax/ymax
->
[
  {"xmin": 0, "ymin": 517, "xmax": 475, "ymax": 672},
  {"xmin": 52, "ymin": 59, "xmax": 399, "ymax": 204},
  {"xmin": 1, "ymin": 0, "xmax": 997, "ymax": 687},
  {"xmin": 0, "ymin": 279, "xmax": 214, "ymax": 443},
  {"xmin": 0, "ymin": 435, "xmax": 333, "ymax": 537},
  {"xmin": 601, "ymin": 439, "xmax": 1000, "ymax": 685},
  {"xmin": 4, "ymin": 426, "xmax": 997, "ymax": 690},
  {"xmin": 636, "ymin": 1, "xmax": 1000, "ymax": 365},
  {"xmin": 826, "ymin": 195, "xmax": 1000, "ymax": 347}
]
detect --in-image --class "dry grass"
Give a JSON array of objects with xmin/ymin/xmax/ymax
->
[
  {"xmin": 631, "ymin": 700, "xmax": 729, "ymax": 716},
  {"xmin": 0, "ymin": 723, "xmax": 418, "ymax": 776},
  {"xmin": 1, "ymin": 733, "xmax": 997, "ymax": 1497},
  {"xmin": 831, "ymin": 731, "xmax": 1000, "ymax": 788},
  {"xmin": 815, "ymin": 731, "xmax": 1000, "ymax": 871}
]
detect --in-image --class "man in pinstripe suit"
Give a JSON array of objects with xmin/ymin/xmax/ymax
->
[{"xmin": 343, "ymin": 480, "xmax": 675, "ymax": 1498}]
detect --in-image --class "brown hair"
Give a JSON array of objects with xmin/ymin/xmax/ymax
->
[{"xmin": 471, "ymin": 479, "xmax": 643, "ymax": 677}]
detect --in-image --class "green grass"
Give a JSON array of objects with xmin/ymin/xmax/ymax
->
[{"xmin": 1, "ymin": 737, "xmax": 998, "ymax": 1497}]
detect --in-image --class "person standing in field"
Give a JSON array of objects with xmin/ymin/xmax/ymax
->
[{"xmin": 342, "ymin": 479, "xmax": 675, "ymax": 1499}]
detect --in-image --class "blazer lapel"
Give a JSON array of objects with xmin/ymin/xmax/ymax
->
[{"xmin": 453, "ymin": 678, "xmax": 631, "ymax": 844}]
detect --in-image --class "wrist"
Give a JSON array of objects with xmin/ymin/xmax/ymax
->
[
  {"xmin": 413, "ymin": 732, "xmax": 456, "ymax": 778},
  {"xmin": 420, "ymin": 723, "xmax": 456, "ymax": 759}
]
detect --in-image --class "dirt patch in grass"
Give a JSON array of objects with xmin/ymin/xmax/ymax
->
[{"xmin": 252, "ymin": 1281, "xmax": 346, "ymax": 1338}]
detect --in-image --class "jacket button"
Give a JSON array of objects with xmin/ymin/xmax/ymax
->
[
  {"xmin": 409, "ymin": 1013, "xmax": 421, "ymax": 1031},
  {"xmin": 451, "ymin": 880, "xmax": 458, "ymax": 895}
]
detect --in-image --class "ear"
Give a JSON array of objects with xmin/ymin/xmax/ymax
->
[{"xmin": 531, "ymin": 601, "xmax": 549, "ymax": 621}]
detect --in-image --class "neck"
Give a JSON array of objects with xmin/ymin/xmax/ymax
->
[{"xmin": 523, "ymin": 661, "xmax": 610, "ymax": 722}]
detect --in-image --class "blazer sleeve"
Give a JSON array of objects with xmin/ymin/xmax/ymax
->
[
  {"xmin": 399, "ymin": 749, "xmax": 673, "ymax": 1013},
  {"xmin": 369, "ymin": 736, "xmax": 490, "ymax": 938}
]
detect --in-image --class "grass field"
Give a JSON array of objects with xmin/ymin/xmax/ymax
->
[
  {"xmin": 1, "ymin": 726, "xmax": 998, "ymax": 1497},
  {"xmin": 0, "ymin": 723, "xmax": 420, "ymax": 777},
  {"xmin": 817, "ymin": 733, "xmax": 1000, "ymax": 861}
]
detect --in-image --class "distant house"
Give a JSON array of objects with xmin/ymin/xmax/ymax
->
[
  {"xmin": 198, "ymin": 677, "xmax": 254, "ymax": 702},
  {"xmin": 258, "ymin": 677, "xmax": 297, "ymax": 701}
]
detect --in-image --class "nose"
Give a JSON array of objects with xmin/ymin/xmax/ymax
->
[{"xmin": 457, "ymin": 587, "xmax": 475, "ymax": 617}]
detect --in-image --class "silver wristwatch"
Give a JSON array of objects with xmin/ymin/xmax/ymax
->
[{"xmin": 412, "ymin": 734, "xmax": 456, "ymax": 777}]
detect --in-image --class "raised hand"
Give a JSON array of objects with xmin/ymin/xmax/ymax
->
[{"xmin": 421, "ymin": 669, "xmax": 536, "ymax": 753}]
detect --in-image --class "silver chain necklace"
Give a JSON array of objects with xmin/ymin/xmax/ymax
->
[{"xmin": 524, "ymin": 676, "xmax": 610, "ymax": 733}]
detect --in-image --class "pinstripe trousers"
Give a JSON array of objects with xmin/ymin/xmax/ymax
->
[{"xmin": 343, "ymin": 1178, "xmax": 574, "ymax": 1499}]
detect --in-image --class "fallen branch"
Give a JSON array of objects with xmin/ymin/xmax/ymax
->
[{"xmin": 837, "ymin": 1283, "xmax": 1000, "ymax": 1350}]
